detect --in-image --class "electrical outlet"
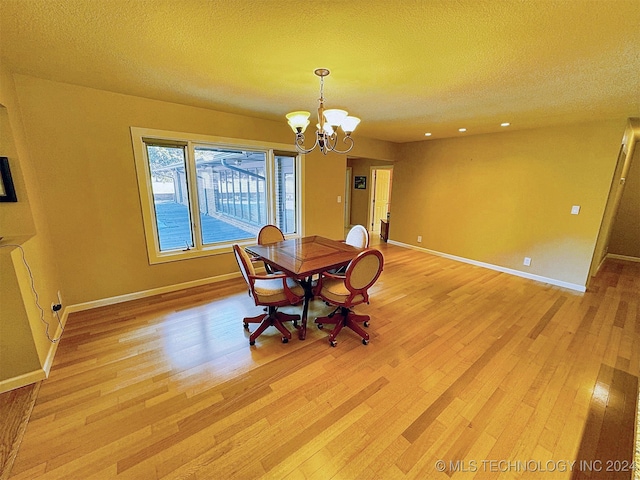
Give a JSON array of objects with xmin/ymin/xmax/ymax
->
[
  {"xmin": 337, "ymin": 195, "xmax": 342, "ymax": 203},
  {"xmin": 523, "ymin": 257, "xmax": 532, "ymax": 266},
  {"xmin": 51, "ymin": 290, "xmax": 63, "ymax": 313},
  {"xmin": 417, "ymin": 235, "xmax": 422, "ymax": 243}
]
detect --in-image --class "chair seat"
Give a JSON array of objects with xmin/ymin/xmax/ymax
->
[
  {"xmin": 254, "ymin": 276, "xmax": 304, "ymax": 303},
  {"xmin": 319, "ymin": 278, "xmax": 366, "ymax": 305}
]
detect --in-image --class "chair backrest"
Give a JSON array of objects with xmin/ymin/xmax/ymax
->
[
  {"xmin": 257, "ymin": 225, "xmax": 285, "ymax": 245},
  {"xmin": 345, "ymin": 248, "xmax": 384, "ymax": 294},
  {"xmin": 345, "ymin": 224, "xmax": 369, "ymax": 249},
  {"xmin": 233, "ymin": 244, "xmax": 256, "ymax": 288}
]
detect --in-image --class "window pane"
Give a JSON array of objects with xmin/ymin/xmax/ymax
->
[
  {"xmin": 275, "ymin": 154, "xmax": 297, "ymax": 234},
  {"xmin": 146, "ymin": 144, "xmax": 194, "ymax": 252},
  {"xmin": 194, "ymin": 148, "xmax": 265, "ymax": 244}
]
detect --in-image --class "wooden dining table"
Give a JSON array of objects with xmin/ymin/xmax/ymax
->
[{"xmin": 245, "ymin": 235, "xmax": 364, "ymax": 340}]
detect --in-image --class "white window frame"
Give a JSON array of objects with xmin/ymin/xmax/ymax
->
[{"xmin": 131, "ymin": 127, "xmax": 304, "ymax": 264}]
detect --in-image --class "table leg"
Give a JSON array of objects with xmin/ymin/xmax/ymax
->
[{"xmin": 298, "ymin": 277, "xmax": 314, "ymax": 340}]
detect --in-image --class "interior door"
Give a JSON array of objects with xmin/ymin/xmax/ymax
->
[{"xmin": 371, "ymin": 168, "xmax": 391, "ymax": 233}]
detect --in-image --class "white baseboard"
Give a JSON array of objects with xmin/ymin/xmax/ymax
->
[
  {"xmin": 0, "ymin": 369, "xmax": 46, "ymax": 395},
  {"xmin": 42, "ymin": 308, "xmax": 68, "ymax": 376},
  {"xmin": 65, "ymin": 271, "xmax": 243, "ymax": 314},
  {"xmin": 2, "ymin": 307, "xmax": 72, "ymax": 392},
  {"xmin": 606, "ymin": 253, "xmax": 640, "ymax": 263},
  {"xmin": 388, "ymin": 240, "xmax": 587, "ymax": 292}
]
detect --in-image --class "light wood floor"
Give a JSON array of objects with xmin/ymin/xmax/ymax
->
[{"xmin": 7, "ymin": 242, "xmax": 640, "ymax": 479}]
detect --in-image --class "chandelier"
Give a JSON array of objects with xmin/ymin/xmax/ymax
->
[{"xmin": 286, "ymin": 68, "xmax": 361, "ymax": 155}]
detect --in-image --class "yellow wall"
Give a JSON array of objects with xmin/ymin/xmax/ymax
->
[
  {"xmin": 0, "ymin": 67, "xmax": 62, "ymax": 390},
  {"xmin": 11, "ymin": 74, "xmax": 395, "ymax": 306},
  {"xmin": 392, "ymin": 120, "xmax": 625, "ymax": 287},
  {"xmin": 302, "ymin": 150, "xmax": 347, "ymax": 240},
  {"xmin": 608, "ymin": 144, "xmax": 640, "ymax": 258},
  {"xmin": 0, "ymin": 247, "xmax": 41, "ymax": 380},
  {"xmin": 0, "ymin": 104, "xmax": 35, "ymax": 235}
]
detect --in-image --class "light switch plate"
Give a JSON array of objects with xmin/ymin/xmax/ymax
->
[{"xmin": 571, "ymin": 205, "xmax": 580, "ymax": 215}]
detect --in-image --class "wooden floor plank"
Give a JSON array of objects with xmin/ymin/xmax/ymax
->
[
  {"xmin": 0, "ymin": 383, "xmax": 40, "ymax": 480},
  {"xmin": 2, "ymin": 244, "xmax": 639, "ymax": 479}
]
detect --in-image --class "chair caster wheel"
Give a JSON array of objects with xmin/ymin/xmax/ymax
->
[
  {"xmin": 363, "ymin": 321, "xmax": 369, "ymax": 328},
  {"xmin": 243, "ymin": 323, "xmax": 249, "ymax": 329},
  {"xmin": 362, "ymin": 339, "xmax": 369, "ymax": 345},
  {"xmin": 317, "ymin": 324, "xmax": 323, "ymax": 329},
  {"xmin": 330, "ymin": 340, "xmax": 337, "ymax": 347},
  {"xmin": 282, "ymin": 337, "xmax": 288, "ymax": 344},
  {"xmin": 249, "ymin": 340, "xmax": 255, "ymax": 346}
]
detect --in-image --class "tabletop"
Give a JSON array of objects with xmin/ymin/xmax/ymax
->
[{"xmin": 245, "ymin": 235, "xmax": 362, "ymax": 278}]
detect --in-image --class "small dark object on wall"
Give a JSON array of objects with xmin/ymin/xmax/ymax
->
[
  {"xmin": 354, "ymin": 175, "xmax": 366, "ymax": 189},
  {"xmin": 0, "ymin": 157, "xmax": 17, "ymax": 202}
]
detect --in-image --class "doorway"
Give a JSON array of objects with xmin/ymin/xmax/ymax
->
[
  {"xmin": 589, "ymin": 118, "xmax": 639, "ymax": 280},
  {"xmin": 368, "ymin": 166, "xmax": 393, "ymax": 235}
]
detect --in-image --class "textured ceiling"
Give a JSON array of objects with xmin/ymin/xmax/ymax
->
[{"xmin": 1, "ymin": 0, "xmax": 639, "ymax": 143}]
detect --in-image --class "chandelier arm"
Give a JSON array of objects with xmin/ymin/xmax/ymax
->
[
  {"xmin": 294, "ymin": 133, "xmax": 319, "ymax": 154},
  {"xmin": 327, "ymin": 135, "xmax": 355, "ymax": 155}
]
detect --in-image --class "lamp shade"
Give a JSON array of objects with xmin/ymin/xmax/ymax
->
[
  {"xmin": 341, "ymin": 116, "xmax": 361, "ymax": 134},
  {"xmin": 323, "ymin": 109, "xmax": 348, "ymax": 127},
  {"xmin": 316, "ymin": 122, "xmax": 334, "ymax": 135},
  {"xmin": 286, "ymin": 111, "xmax": 311, "ymax": 133}
]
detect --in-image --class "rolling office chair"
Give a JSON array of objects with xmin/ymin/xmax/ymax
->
[
  {"xmin": 256, "ymin": 224, "xmax": 285, "ymax": 274},
  {"xmin": 257, "ymin": 224, "xmax": 285, "ymax": 245},
  {"xmin": 330, "ymin": 224, "xmax": 370, "ymax": 276},
  {"xmin": 233, "ymin": 244, "xmax": 304, "ymax": 345},
  {"xmin": 314, "ymin": 248, "xmax": 384, "ymax": 347},
  {"xmin": 345, "ymin": 224, "xmax": 370, "ymax": 249}
]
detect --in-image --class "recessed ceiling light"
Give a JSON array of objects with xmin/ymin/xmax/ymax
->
[
  {"xmin": 459, "ymin": 128, "xmax": 467, "ymax": 132},
  {"xmin": 424, "ymin": 132, "xmax": 432, "ymax": 136},
  {"xmin": 501, "ymin": 122, "xmax": 511, "ymax": 127}
]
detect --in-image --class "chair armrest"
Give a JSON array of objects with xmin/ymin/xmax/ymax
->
[
  {"xmin": 248, "ymin": 272, "xmax": 287, "ymax": 281},
  {"xmin": 249, "ymin": 272, "xmax": 302, "ymax": 304},
  {"xmin": 321, "ymin": 271, "xmax": 346, "ymax": 281}
]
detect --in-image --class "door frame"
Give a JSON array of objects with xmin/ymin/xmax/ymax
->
[{"xmin": 345, "ymin": 166, "xmax": 352, "ymax": 228}]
